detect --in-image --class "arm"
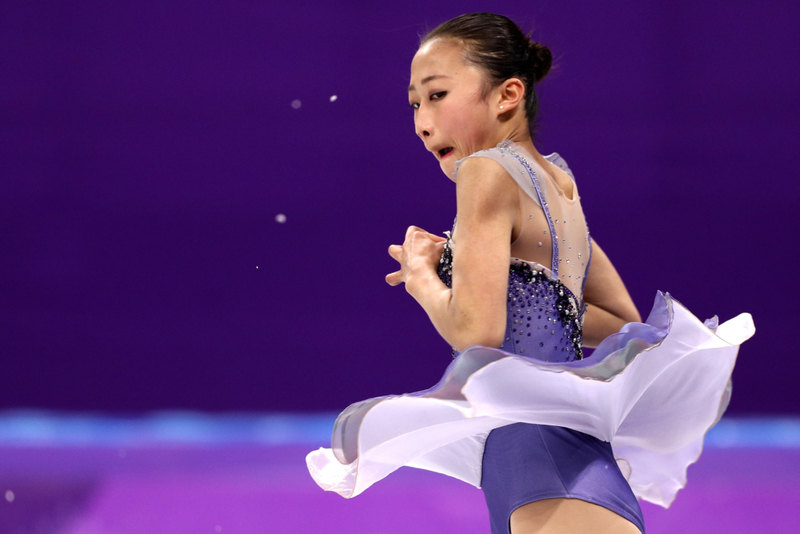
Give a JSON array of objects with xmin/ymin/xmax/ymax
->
[
  {"xmin": 581, "ymin": 240, "xmax": 641, "ymax": 347},
  {"xmin": 386, "ymin": 157, "xmax": 518, "ymax": 352}
]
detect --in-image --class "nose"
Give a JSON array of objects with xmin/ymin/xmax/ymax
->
[{"xmin": 414, "ymin": 108, "xmax": 432, "ymax": 140}]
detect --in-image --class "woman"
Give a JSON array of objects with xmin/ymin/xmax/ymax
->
[{"xmin": 307, "ymin": 13, "xmax": 753, "ymax": 534}]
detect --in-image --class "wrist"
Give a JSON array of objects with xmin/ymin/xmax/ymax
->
[{"xmin": 404, "ymin": 264, "xmax": 438, "ymax": 299}]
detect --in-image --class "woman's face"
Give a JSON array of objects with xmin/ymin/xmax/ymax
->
[{"xmin": 408, "ymin": 39, "xmax": 498, "ymax": 178}]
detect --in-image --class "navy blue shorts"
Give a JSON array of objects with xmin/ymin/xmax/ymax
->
[{"xmin": 481, "ymin": 423, "xmax": 645, "ymax": 534}]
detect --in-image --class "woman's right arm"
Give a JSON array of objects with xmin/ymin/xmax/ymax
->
[{"xmin": 581, "ymin": 240, "xmax": 641, "ymax": 347}]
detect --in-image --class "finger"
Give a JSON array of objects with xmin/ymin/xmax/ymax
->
[
  {"xmin": 409, "ymin": 229, "xmax": 436, "ymax": 247},
  {"xmin": 385, "ymin": 271, "xmax": 403, "ymax": 286},
  {"xmin": 388, "ymin": 244, "xmax": 403, "ymax": 261},
  {"xmin": 405, "ymin": 225, "xmax": 423, "ymax": 241},
  {"xmin": 406, "ymin": 228, "xmax": 445, "ymax": 245}
]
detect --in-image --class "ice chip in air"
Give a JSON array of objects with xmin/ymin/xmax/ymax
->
[
  {"xmin": 275, "ymin": 214, "xmax": 287, "ymax": 223},
  {"xmin": 291, "ymin": 100, "xmax": 302, "ymax": 109},
  {"xmin": 330, "ymin": 95, "xmax": 338, "ymax": 102}
]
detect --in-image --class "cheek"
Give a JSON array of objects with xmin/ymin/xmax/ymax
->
[
  {"xmin": 437, "ymin": 103, "xmax": 466, "ymax": 132},
  {"xmin": 453, "ymin": 108, "xmax": 491, "ymax": 149},
  {"xmin": 441, "ymin": 103, "xmax": 482, "ymax": 140}
]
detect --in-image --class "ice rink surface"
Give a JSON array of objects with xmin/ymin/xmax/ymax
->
[{"xmin": 1, "ymin": 413, "xmax": 797, "ymax": 533}]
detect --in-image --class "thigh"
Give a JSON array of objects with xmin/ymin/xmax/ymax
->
[
  {"xmin": 481, "ymin": 424, "xmax": 644, "ymax": 534},
  {"xmin": 510, "ymin": 498, "xmax": 642, "ymax": 534}
]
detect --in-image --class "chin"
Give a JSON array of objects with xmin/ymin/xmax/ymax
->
[{"xmin": 439, "ymin": 161, "xmax": 454, "ymax": 178}]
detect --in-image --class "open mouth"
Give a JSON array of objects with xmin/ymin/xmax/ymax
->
[{"xmin": 438, "ymin": 147, "xmax": 454, "ymax": 158}]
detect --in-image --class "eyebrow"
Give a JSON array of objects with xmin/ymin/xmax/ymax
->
[{"xmin": 408, "ymin": 74, "xmax": 449, "ymax": 92}]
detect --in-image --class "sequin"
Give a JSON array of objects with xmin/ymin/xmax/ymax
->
[
  {"xmin": 438, "ymin": 145, "xmax": 587, "ymax": 362},
  {"xmin": 436, "ymin": 237, "xmax": 454, "ymax": 287},
  {"xmin": 497, "ymin": 262, "xmax": 584, "ymax": 360}
]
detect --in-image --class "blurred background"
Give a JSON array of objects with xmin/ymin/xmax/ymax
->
[{"xmin": 1, "ymin": 1, "xmax": 798, "ymax": 532}]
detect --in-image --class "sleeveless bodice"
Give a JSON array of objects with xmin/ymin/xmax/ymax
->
[
  {"xmin": 309, "ymin": 144, "xmax": 753, "ymax": 515},
  {"xmin": 437, "ymin": 140, "xmax": 592, "ymax": 362}
]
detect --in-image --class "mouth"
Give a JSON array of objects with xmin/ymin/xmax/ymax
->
[{"xmin": 437, "ymin": 147, "xmax": 454, "ymax": 159}]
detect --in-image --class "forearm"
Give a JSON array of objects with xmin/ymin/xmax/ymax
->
[
  {"xmin": 581, "ymin": 241, "xmax": 641, "ymax": 347},
  {"xmin": 406, "ymin": 268, "xmax": 504, "ymax": 352},
  {"xmin": 389, "ymin": 159, "xmax": 517, "ymax": 352},
  {"xmin": 581, "ymin": 302, "xmax": 637, "ymax": 348}
]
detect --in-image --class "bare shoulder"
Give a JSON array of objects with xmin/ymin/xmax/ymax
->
[
  {"xmin": 455, "ymin": 155, "xmax": 519, "ymax": 213},
  {"xmin": 456, "ymin": 153, "xmax": 513, "ymax": 181}
]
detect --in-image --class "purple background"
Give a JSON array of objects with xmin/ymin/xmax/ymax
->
[{"xmin": 1, "ymin": 1, "xmax": 797, "ymax": 414}]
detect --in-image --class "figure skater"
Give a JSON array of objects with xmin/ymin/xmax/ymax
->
[{"xmin": 307, "ymin": 12, "xmax": 754, "ymax": 534}]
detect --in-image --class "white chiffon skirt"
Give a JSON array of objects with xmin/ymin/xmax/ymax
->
[{"xmin": 306, "ymin": 292, "xmax": 755, "ymax": 507}]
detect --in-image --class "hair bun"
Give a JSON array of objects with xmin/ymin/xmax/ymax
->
[
  {"xmin": 528, "ymin": 41, "xmax": 552, "ymax": 83},
  {"xmin": 422, "ymin": 13, "xmax": 551, "ymax": 130}
]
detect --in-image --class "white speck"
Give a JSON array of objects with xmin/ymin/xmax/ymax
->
[
  {"xmin": 215, "ymin": 526, "xmax": 222, "ymax": 533},
  {"xmin": 256, "ymin": 266, "xmax": 259, "ymax": 269},
  {"xmin": 118, "ymin": 449, "xmax": 127, "ymax": 459},
  {"xmin": 291, "ymin": 99, "xmax": 302, "ymax": 109},
  {"xmin": 329, "ymin": 95, "xmax": 337, "ymax": 102},
  {"xmin": 5, "ymin": 490, "xmax": 14, "ymax": 503},
  {"xmin": 275, "ymin": 213, "xmax": 287, "ymax": 223}
]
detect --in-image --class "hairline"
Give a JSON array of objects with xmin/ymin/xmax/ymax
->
[{"xmin": 420, "ymin": 36, "xmax": 505, "ymax": 100}]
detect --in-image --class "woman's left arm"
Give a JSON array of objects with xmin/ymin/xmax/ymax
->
[{"xmin": 386, "ymin": 157, "xmax": 518, "ymax": 352}]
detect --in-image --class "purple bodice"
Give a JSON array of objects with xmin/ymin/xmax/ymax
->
[{"xmin": 437, "ymin": 141, "xmax": 592, "ymax": 362}]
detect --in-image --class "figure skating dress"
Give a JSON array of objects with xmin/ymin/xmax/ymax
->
[{"xmin": 306, "ymin": 140, "xmax": 754, "ymax": 533}]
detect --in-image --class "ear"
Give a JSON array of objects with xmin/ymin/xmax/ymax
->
[{"xmin": 495, "ymin": 78, "xmax": 525, "ymax": 115}]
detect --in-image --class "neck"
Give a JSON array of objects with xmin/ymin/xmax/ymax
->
[{"xmin": 498, "ymin": 124, "xmax": 545, "ymax": 167}]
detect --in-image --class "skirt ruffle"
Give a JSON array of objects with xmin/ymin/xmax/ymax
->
[{"xmin": 306, "ymin": 292, "xmax": 755, "ymax": 507}]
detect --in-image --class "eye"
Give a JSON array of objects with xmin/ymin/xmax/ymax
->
[
  {"xmin": 409, "ymin": 102, "xmax": 420, "ymax": 110},
  {"xmin": 430, "ymin": 91, "xmax": 447, "ymax": 101}
]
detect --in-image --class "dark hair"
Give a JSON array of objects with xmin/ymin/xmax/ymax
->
[{"xmin": 421, "ymin": 13, "xmax": 552, "ymax": 131}]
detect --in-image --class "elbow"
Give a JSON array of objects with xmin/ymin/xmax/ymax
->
[
  {"xmin": 452, "ymin": 318, "xmax": 506, "ymax": 352},
  {"xmin": 625, "ymin": 306, "xmax": 642, "ymax": 324},
  {"xmin": 480, "ymin": 323, "xmax": 507, "ymax": 349}
]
